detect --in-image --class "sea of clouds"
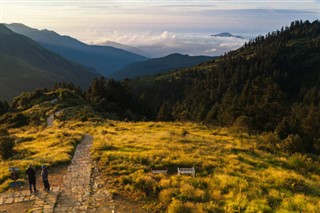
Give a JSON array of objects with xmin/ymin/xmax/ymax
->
[{"xmin": 93, "ymin": 31, "xmax": 250, "ymax": 58}]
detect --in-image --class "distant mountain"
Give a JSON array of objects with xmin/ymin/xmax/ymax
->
[
  {"xmin": 6, "ymin": 23, "xmax": 148, "ymax": 76},
  {"xmin": 97, "ymin": 40, "xmax": 147, "ymax": 57},
  {"xmin": 110, "ymin": 53, "xmax": 214, "ymax": 80},
  {"xmin": 0, "ymin": 25, "xmax": 98, "ymax": 101},
  {"xmin": 211, "ymin": 32, "xmax": 244, "ymax": 39}
]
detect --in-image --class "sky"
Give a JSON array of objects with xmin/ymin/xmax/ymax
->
[{"xmin": 1, "ymin": 0, "xmax": 319, "ymax": 57}]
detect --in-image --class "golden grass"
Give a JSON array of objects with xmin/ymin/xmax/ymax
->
[
  {"xmin": 0, "ymin": 124, "xmax": 83, "ymax": 192},
  {"xmin": 88, "ymin": 121, "xmax": 320, "ymax": 212},
  {"xmin": 1, "ymin": 113, "xmax": 319, "ymax": 212}
]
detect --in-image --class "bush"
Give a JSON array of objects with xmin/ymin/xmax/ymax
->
[
  {"xmin": 232, "ymin": 115, "xmax": 252, "ymax": 133},
  {"xmin": 0, "ymin": 128, "xmax": 9, "ymax": 136},
  {"xmin": 0, "ymin": 136, "xmax": 15, "ymax": 160},
  {"xmin": 167, "ymin": 199, "xmax": 193, "ymax": 213},
  {"xmin": 287, "ymin": 153, "xmax": 320, "ymax": 174},
  {"xmin": 159, "ymin": 188, "xmax": 176, "ymax": 204},
  {"xmin": 181, "ymin": 129, "xmax": 190, "ymax": 137},
  {"xmin": 131, "ymin": 172, "xmax": 159, "ymax": 198},
  {"xmin": 260, "ymin": 132, "xmax": 281, "ymax": 151},
  {"xmin": 280, "ymin": 134, "xmax": 304, "ymax": 153},
  {"xmin": 4, "ymin": 113, "xmax": 29, "ymax": 128}
]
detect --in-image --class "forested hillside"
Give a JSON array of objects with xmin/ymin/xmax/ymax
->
[
  {"xmin": 110, "ymin": 54, "xmax": 214, "ymax": 80},
  {"xmin": 130, "ymin": 20, "xmax": 320, "ymax": 153}
]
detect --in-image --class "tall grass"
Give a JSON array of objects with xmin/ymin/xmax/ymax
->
[
  {"xmin": 89, "ymin": 121, "xmax": 320, "ymax": 212},
  {"xmin": 1, "ymin": 107, "xmax": 319, "ymax": 212},
  {"xmin": 0, "ymin": 124, "xmax": 83, "ymax": 192}
]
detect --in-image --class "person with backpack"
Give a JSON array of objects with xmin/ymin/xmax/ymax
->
[
  {"xmin": 41, "ymin": 165, "xmax": 50, "ymax": 192},
  {"xmin": 25, "ymin": 164, "xmax": 37, "ymax": 193}
]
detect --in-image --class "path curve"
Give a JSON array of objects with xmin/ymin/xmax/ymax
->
[
  {"xmin": 47, "ymin": 109, "xmax": 64, "ymax": 127},
  {"xmin": 47, "ymin": 107, "xmax": 74, "ymax": 127}
]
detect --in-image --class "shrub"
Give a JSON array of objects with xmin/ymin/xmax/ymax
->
[
  {"xmin": 167, "ymin": 199, "xmax": 193, "ymax": 213},
  {"xmin": 287, "ymin": 153, "xmax": 320, "ymax": 174},
  {"xmin": 313, "ymin": 138, "xmax": 320, "ymax": 154},
  {"xmin": 181, "ymin": 129, "xmax": 189, "ymax": 137},
  {"xmin": 178, "ymin": 183, "xmax": 206, "ymax": 202},
  {"xmin": 159, "ymin": 188, "xmax": 176, "ymax": 204},
  {"xmin": 3, "ymin": 113, "xmax": 29, "ymax": 128},
  {"xmin": 260, "ymin": 132, "xmax": 281, "ymax": 151},
  {"xmin": 233, "ymin": 115, "xmax": 252, "ymax": 133},
  {"xmin": 0, "ymin": 128, "xmax": 9, "ymax": 136},
  {"xmin": 0, "ymin": 136, "xmax": 15, "ymax": 160},
  {"xmin": 280, "ymin": 134, "xmax": 304, "ymax": 153},
  {"xmin": 131, "ymin": 171, "xmax": 159, "ymax": 198}
]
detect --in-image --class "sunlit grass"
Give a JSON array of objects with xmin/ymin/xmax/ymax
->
[
  {"xmin": 1, "ymin": 108, "xmax": 319, "ymax": 212},
  {"xmin": 89, "ymin": 121, "xmax": 320, "ymax": 212},
  {"xmin": 0, "ymin": 124, "xmax": 83, "ymax": 192}
]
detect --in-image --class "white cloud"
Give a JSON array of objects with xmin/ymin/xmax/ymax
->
[{"xmin": 92, "ymin": 31, "xmax": 248, "ymax": 58}]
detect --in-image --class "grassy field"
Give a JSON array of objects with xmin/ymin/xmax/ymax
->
[
  {"xmin": 1, "ymin": 101, "xmax": 320, "ymax": 212},
  {"xmin": 0, "ymin": 123, "xmax": 83, "ymax": 192},
  {"xmin": 89, "ymin": 121, "xmax": 320, "ymax": 212}
]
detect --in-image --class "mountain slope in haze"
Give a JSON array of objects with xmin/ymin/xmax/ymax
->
[
  {"xmin": 0, "ymin": 25, "xmax": 98, "ymax": 101},
  {"xmin": 110, "ymin": 53, "xmax": 214, "ymax": 80},
  {"xmin": 98, "ymin": 40, "xmax": 147, "ymax": 57},
  {"xmin": 130, "ymin": 20, "xmax": 320, "ymax": 153},
  {"xmin": 6, "ymin": 23, "xmax": 148, "ymax": 76}
]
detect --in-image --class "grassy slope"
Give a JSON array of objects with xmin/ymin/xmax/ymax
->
[
  {"xmin": 0, "ymin": 89, "xmax": 88, "ymax": 191},
  {"xmin": 0, "ymin": 125, "xmax": 83, "ymax": 192},
  {"xmin": 1, "ymin": 100, "xmax": 319, "ymax": 211},
  {"xmin": 90, "ymin": 121, "xmax": 320, "ymax": 212}
]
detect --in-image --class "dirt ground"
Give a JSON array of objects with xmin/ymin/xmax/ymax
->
[
  {"xmin": 20, "ymin": 165, "xmax": 67, "ymax": 192},
  {"xmin": 0, "ymin": 201, "xmax": 33, "ymax": 213},
  {"xmin": 113, "ymin": 195, "xmax": 148, "ymax": 213}
]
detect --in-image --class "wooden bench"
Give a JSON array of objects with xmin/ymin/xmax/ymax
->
[
  {"xmin": 151, "ymin": 168, "xmax": 168, "ymax": 174},
  {"xmin": 177, "ymin": 167, "xmax": 195, "ymax": 177}
]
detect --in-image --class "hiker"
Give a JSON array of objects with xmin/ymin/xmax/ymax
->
[
  {"xmin": 41, "ymin": 165, "xmax": 50, "ymax": 192},
  {"xmin": 25, "ymin": 164, "xmax": 37, "ymax": 193}
]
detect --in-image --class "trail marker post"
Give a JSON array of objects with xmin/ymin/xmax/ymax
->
[{"xmin": 9, "ymin": 167, "xmax": 20, "ymax": 191}]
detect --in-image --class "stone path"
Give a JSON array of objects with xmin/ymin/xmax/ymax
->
[
  {"xmin": 0, "ymin": 187, "xmax": 60, "ymax": 212},
  {"xmin": 47, "ymin": 109, "xmax": 66, "ymax": 127},
  {"xmin": 47, "ymin": 114, "xmax": 54, "ymax": 127},
  {"xmin": 53, "ymin": 133, "xmax": 115, "ymax": 213},
  {"xmin": 0, "ymin": 134, "xmax": 116, "ymax": 213},
  {"xmin": 53, "ymin": 133, "xmax": 113, "ymax": 213}
]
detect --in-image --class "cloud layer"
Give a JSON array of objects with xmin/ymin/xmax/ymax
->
[{"xmin": 94, "ymin": 31, "xmax": 248, "ymax": 58}]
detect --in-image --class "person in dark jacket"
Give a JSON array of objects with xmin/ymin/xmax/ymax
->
[
  {"xmin": 25, "ymin": 164, "xmax": 37, "ymax": 193},
  {"xmin": 41, "ymin": 165, "xmax": 50, "ymax": 192}
]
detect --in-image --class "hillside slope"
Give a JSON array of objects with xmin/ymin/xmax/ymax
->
[
  {"xmin": 130, "ymin": 20, "xmax": 320, "ymax": 153},
  {"xmin": 0, "ymin": 88, "xmax": 319, "ymax": 212},
  {"xmin": 110, "ymin": 53, "xmax": 214, "ymax": 80},
  {"xmin": 0, "ymin": 25, "xmax": 97, "ymax": 101},
  {"xmin": 6, "ymin": 23, "xmax": 148, "ymax": 76}
]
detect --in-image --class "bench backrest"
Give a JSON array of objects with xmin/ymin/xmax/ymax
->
[{"xmin": 177, "ymin": 167, "xmax": 195, "ymax": 177}]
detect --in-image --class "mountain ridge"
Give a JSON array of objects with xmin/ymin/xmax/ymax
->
[
  {"xmin": 6, "ymin": 23, "xmax": 148, "ymax": 76},
  {"xmin": 110, "ymin": 53, "xmax": 214, "ymax": 80},
  {"xmin": 0, "ymin": 24, "xmax": 98, "ymax": 101}
]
